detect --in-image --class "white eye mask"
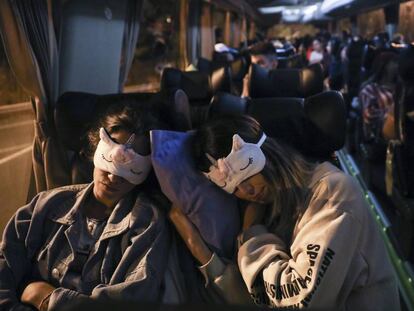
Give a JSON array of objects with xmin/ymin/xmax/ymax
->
[
  {"xmin": 93, "ymin": 128, "xmax": 152, "ymax": 185},
  {"xmin": 204, "ymin": 133, "xmax": 267, "ymax": 193}
]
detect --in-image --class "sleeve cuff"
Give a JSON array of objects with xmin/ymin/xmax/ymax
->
[
  {"xmin": 48, "ymin": 287, "xmax": 79, "ymax": 310},
  {"xmin": 198, "ymin": 253, "xmax": 226, "ymax": 286},
  {"xmin": 238, "ymin": 224, "xmax": 269, "ymax": 247}
]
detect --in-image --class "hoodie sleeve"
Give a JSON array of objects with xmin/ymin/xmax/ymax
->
[{"xmin": 237, "ymin": 174, "xmax": 364, "ymax": 309}]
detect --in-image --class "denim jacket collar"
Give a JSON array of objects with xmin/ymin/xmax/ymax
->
[{"xmin": 49, "ymin": 182, "xmax": 133, "ymax": 239}]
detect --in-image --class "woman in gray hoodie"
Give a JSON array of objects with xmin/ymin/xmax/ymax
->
[{"xmin": 169, "ymin": 115, "xmax": 400, "ymax": 310}]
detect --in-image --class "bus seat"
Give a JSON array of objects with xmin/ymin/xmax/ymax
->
[
  {"xmin": 210, "ymin": 92, "xmax": 249, "ymax": 117},
  {"xmin": 230, "ymin": 57, "xmax": 249, "ymax": 95},
  {"xmin": 197, "ymin": 57, "xmax": 213, "ymax": 74},
  {"xmin": 361, "ymin": 44, "xmax": 378, "ymax": 81},
  {"xmin": 345, "ymin": 38, "xmax": 365, "ymax": 98},
  {"xmin": 388, "ymin": 44, "xmax": 414, "ymax": 198},
  {"xmin": 55, "ymin": 90, "xmax": 191, "ymax": 184},
  {"xmin": 161, "ymin": 68, "xmax": 213, "ymax": 128},
  {"xmin": 303, "ymin": 91, "xmax": 346, "ymax": 159},
  {"xmin": 208, "ymin": 91, "xmax": 345, "ymax": 161},
  {"xmin": 385, "ymin": 44, "xmax": 414, "ymax": 259},
  {"xmin": 196, "ymin": 57, "xmax": 247, "ymax": 96},
  {"xmin": 211, "ymin": 66, "xmax": 232, "ymax": 94},
  {"xmin": 248, "ymin": 63, "xmax": 324, "ymax": 98}
]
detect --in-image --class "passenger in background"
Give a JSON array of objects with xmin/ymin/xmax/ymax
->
[
  {"xmin": 309, "ymin": 37, "xmax": 327, "ymax": 66},
  {"xmin": 241, "ymin": 41, "xmax": 278, "ymax": 98},
  {"xmin": 359, "ymin": 52, "xmax": 399, "ymax": 143},
  {"xmin": 326, "ymin": 36, "xmax": 344, "ymax": 91},
  {"xmin": 296, "ymin": 35, "xmax": 312, "ymax": 67},
  {"xmin": 170, "ymin": 115, "xmax": 400, "ymax": 309},
  {"xmin": 0, "ymin": 103, "xmax": 186, "ymax": 310},
  {"xmin": 249, "ymin": 41, "xmax": 279, "ymax": 70}
]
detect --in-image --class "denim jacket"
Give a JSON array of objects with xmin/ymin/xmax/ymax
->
[{"xmin": 0, "ymin": 183, "xmax": 171, "ymax": 310}]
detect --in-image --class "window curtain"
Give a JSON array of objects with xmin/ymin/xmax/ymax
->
[
  {"xmin": 187, "ymin": 0, "xmax": 201, "ymax": 66},
  {"xmin": 224, "ymin": 11, "xmax": 231, "ymax": 46},
  {"xmin": 179, "ymin": 0, "xmax": 189, "ymax": 68},
  {"xmin": 119, "ymin": 0, "xmax": 143, "ymax": 89},
  {"xmin": 200, "ymin": 3, "xmax": 214, "ymax": 60},
  {"xmin": 0, "ymin": 0, "xmax": 68, "ymax": 195},
  {"xmin": 241, "ymin": 16, "xmax": 248, "ymax": 48},
  {"xmin": 248, "ymin": 20, "xmax": 256, "ymax": 41},
  {"xmin": 0, "ymin": 0, "xmax": 143, "ymax": 196},
  {"xmin": 232, "ymin": 14, "xmax": 241, "ymax": 48}
]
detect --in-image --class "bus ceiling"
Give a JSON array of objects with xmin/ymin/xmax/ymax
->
[{"xmin": 250, "ymin": 0, "xmax": 405, "ymax": 25}]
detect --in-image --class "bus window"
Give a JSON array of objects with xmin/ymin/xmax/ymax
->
[
  {"xmin": 124, "ymin": 0, "xmax": 180, "ymax": 92},
  {"xmin": 0, "ymin": 40, "xmax": 33, "ymax": 236}
]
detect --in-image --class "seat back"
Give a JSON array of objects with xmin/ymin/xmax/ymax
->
[
  {"xmin": 391, "ymin": 44, "xmax": 414, "ymax": 198},
  {"xmin": 161, "ymin": 68, "xmax": 213, "ymax": 128},
  {"xmin": 303, "ymin": 91, "xmax": 346, "ymax": 158},
  {"xmin": 208, "ymin": 91, "xmax": 346, "ymax": 160},
  {"xmin": 248, "ymin": 63, "xmax": 324, "ymax": 98}
]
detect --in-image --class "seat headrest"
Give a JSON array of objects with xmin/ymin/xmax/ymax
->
[
  {"xmin": 209, "ymin": 92, "xmax": 249, "ymax": 118},
  {"xmin": 247, "ymin": 97, "xmax": 308, "ymax": 154},
  {"xmin": 161, "ymin": 68, "xmax": 212, "ymax": 100},
  {"xmin": 301, "ymin": 63, "xmax": 324, "ymax": 97},
  {"xmin": 55, "ymin": 90, "xmax": 191, "ymax": 152},
  {"xmin": 398, "ymin": 44, "xmax": 414, "ymax": 82},
  {"xmin": 211, "ymin": 66, "xmax": 232, "ymax": 93},
  {"xmin": 230, "ymin": 57, "xmax": 248, "ymax": 81},
  {"xmin": 206, "ymin": 91, "xmax": 345, "ymax": 159},
  {"xmin": 249, "ymin": 64, "xmax": 323, "ymax": 98},
  {"xmin": 276, "ymin": 47, "xmax": 295, "ymax": 58},
  {"xmin": 304, "ymin": 91, "xmax": 346, "ymax": 157},
  {"xmin": 197, "ymin": 57, "xmax": 213, "ymax": 74}
]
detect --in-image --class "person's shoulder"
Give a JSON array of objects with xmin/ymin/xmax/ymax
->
[
  {"xmin": 312, "ymin": 162, "xmax": 362, "ymax": 203},
  {"xmin": 313, "ymin": 163, "xmax": 367, "ymax": 219},
  {"xmin": 34, "ymin": 184, "xmax": 87, "ymax": 207},
  {"xmin": 21, "ymin": 184, "xmax": 90, "ymax": 223},
  {"xmin": 129, "ymin": 189, "xmax": 169, "ymax": 229},
  {"xmin": 319, "ymin": 164, "xmax": 359, "ymax": 193}
]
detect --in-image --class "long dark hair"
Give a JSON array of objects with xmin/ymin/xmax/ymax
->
[{"xmin": 193, "ymin": 115, "xmax": 315, "ymax": 242}]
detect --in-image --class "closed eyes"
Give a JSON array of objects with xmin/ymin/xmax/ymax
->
[
  {"xmin": 102, "ymin": 154, "xmax": 112, "ymax": 162},
  {"xmin": 240, "ymin": 157, "xmax": 253, "ymax": 171},
  {"xmin": 219, "ymin": 181, "xmax": 227, "ymax": 188},
  {"xmin": 130, "ymin": 169, "xmax": 142, "ymax": 175}
]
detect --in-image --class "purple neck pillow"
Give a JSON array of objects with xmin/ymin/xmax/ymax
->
[{"xmin": 151, "ymin": 130, "xmax": 240, "ymax": 258}]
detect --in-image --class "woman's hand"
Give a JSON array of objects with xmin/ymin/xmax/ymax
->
[
  {"xmin": 242, "ymin": 202, "xmax": 267, "ymax": 230},
  {"xmin": 168, "ymin": 204, "xmax": 213, "ymax": 265},
  {"xmin": 20, "ymin": 281, "xmax": 55, "ymax": 310}
]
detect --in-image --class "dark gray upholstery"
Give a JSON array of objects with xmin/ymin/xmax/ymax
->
[
  {"xmin": 248, "ymin": 63, "xmax": 324, "ymax": 98},
  {"xmin": 208, "ymin": 91, "xmax": 346, "ymax": 160}
]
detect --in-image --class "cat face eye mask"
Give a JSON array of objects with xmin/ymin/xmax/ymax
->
[
  {"xmin": 94, "ymin": 128, "xmax": 152, "ymax": 185},
  {"xmin": 204, "ymin": 133, "xmax": 267, "ymax": 193}
]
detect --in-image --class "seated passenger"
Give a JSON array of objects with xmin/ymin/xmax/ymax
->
[
  {"xmin": 170, "ymin": 115, "xmax": 400, "ymax": 309},
  {"xmin": 326, "ymin": 37, "xmax": 344, "ymax": 91},
  {"xmin": 309, "ymin": 37, "xmax": 327, "ymax": 66},
  {"xmin": 241, "ymin": 41, "xmax": 278, "ymax": 98},
  {"xmin": 0, "ymin": 103, "xmax": 185, "ymax": 310},
  {"xmin": 359, "ymin": 52, "xmax": 399, "ymax": 144}
]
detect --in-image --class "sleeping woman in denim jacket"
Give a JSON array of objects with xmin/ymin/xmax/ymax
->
[{"xmin": 0, "ymin": 102, "xmax": 186, "ymax": 310}]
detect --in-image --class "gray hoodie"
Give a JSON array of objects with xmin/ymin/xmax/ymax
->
[{"xmin": 237, "ymin": 162, "xmax": 400, "ymax": 310}]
